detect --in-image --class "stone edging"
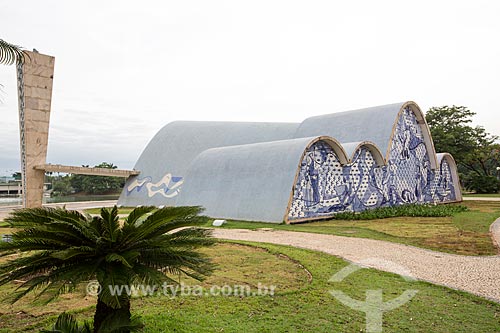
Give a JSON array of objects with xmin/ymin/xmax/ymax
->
[{"xmin": 490, "ymin": 218, "xmax": 500, "ymax": 254}]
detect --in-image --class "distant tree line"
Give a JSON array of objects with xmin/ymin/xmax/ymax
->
[
  {"xmin": 426, "ymin": 106, "xmax": 500, "ymax": 193},
  {"xmin": 48, "ymin": 162, "xmax": 126, "ymax": 196}
]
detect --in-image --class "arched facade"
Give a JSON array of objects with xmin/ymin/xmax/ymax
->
[
  {"xmin": 287, "ymin": 142, "xmax": 384, "ymax": 222},
  {"xmin": 286, "ymin": 105, "xmax": 460, "ymax": 223},
  {"xmin": 118, "ymin": 101, "xmax": 462, "ymax": 223}
]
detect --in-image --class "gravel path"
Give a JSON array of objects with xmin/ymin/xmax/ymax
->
[{"xmin": 212, "ymin": 222, "xmax": 500, "ymax": 302}]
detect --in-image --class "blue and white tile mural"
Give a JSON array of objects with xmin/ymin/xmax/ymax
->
[
  {"xmin": 288, "ymin": 107, "xmax": 458, "ymax": 221},
  {"xmin": 126, "ymin": 173, "xmax": 184, "ymax": 199}
]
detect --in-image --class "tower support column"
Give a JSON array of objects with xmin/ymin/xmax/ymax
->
[{"xmin": 17, "ymin": 51, "xmax": 55, "ymax": 208}]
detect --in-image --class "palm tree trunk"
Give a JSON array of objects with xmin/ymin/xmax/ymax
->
[
  {"xmin": 94, "ymin": 297, "xmax": 114, "ymax": 333},
  {"xmin": 93, "ymin": 296, "xmax": 131, "ymax": 333}
]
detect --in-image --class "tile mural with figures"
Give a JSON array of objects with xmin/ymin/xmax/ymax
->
[{"xmin": 288, "ymin": 106, "xmax": 457, "ymax": 221}]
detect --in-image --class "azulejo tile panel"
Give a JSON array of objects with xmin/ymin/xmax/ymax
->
[
  {"xmin": 126, "ymin": 173, "xmax": 184, "ymax": 198},
  {"xmin": 288, "ymin": 107, "xmax": 458, "ymax": 221}
]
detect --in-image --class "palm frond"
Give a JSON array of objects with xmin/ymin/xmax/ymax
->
[
  {"xmin": 6, "ymin": 274, "xmax": 53, "ymax": 304},
  {"xmin": 40, "ymin": 312, "xmax": 92, "ymax": 333},
  {"xmin": 0, "ymin": 38, "xmax": 26, "ymax": 65},
  {"xmin": 96, "ymin": 266, "xmax": 131, "ymax": 309},
  {"xmin": 0, "ymin": 204, "xmax": 215, "ymax": 318},
  {"xmin": 124, "ymin": 206, "xmax": 156, "ymax": 226},
  {"xmin": 105, "ymin": 253, "xmax": 134, "ymax": 268},
  {"xmin": 4, "ymin": 258, "xmax": 99, "ymax": 304},
  {"xmin": 137, "ymin": 247, "xmax": 214, "ymax": 281},
  {"xmin": 98, "ymin": 206, "xmax": 120, "ymax": 242},
  {"xmin": 128, "ymin": 263, "xmax": 180, "ymax": 287},
  {"xmin": 5, "ymin": 208, "xmax": 97, "ymax": 244},
  {"xmin": 122, "ymin": 206, "xmax": 208, "ymax": 246},
  {"xmin": 158, "ymin": 227, "xmax": 215, "ymax": 248},
  {"xmin": 5, "ymin": 207, "xmax": 58, "ymax": 226},
  {"xmin": 50, "ymin": 246, "xmax": 97, "ymax": 260},
  {"xmin": 97, "ymin": 312, "xmax": 143, "ymax": 333}
]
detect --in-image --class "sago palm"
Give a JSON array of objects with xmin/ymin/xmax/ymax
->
[{"xmin": 0, "ymin": 206, "xmax": 215, "ymax": 332}]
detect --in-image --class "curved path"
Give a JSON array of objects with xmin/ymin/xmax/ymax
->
[{"xmin": 212, "ymin": 222, "xmax": 500, "ymax": 302}]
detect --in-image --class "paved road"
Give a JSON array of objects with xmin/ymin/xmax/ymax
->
[
  {"xmin": 463, "ymin": 196, "xmax": 500, "ymax": 201},
  {"xmin": 0, "ymin": 200, "xmax": 117, "ymax": 221}
]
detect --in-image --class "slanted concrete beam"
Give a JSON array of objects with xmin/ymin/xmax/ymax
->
[{"xmin": 35, "ymin": 164, "xmax": 140, "ymax": 177}]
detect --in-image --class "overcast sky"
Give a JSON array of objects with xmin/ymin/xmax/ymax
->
[{"xmin": 1, "ymin": 0, "xmax": 499, "ymax": 176}]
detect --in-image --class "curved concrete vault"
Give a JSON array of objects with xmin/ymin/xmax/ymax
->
[{"xmin": 118, "ymin": 101, "xmax": 462, "ymax": 223}]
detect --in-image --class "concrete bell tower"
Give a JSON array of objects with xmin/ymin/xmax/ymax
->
[{"xmin": 16, "ymin": 51, "xmax": 55, "ymax": 208}]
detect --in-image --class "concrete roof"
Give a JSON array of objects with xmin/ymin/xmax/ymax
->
[
  {"xmin": 118, "ymin": 121, "xmax": 298, "ymax": 206},
  {"xmin": 294, "ymin": 101, "xmax": 437, "ymax": 168},
  {"xmin": 341, "ymin": 141, "xmax": 385, "ymax": 166},
  {"xmin": 118, "ymin": 101, "xmax": 440, "ymax": 212},
  {"xmin": 175, "ymin": 137, "xmax": 325, "ymax": 222},
  {"xmin": 295, "ymin": 103, "xmax": 403, "ymax": 151},
  {"xmin": 174, "ymin": 135, "xmax": 403, "ymax": 222}
]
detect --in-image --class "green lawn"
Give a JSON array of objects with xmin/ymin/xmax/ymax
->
[
  {"xmin": 1, "ymin": 242, "xmax": 499, "ymax": 332},
  {"xmin": 4, "ymin": 201, "xmax": 499, "ymax": 256},
  {"xmin": 84, "ymin": 207, "xmax": 135, "ymax": 215},
  {"xmin": 204, "ymin": 201, "xmax": 500, "ymax": 256}
]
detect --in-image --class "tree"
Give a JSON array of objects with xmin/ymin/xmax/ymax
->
[
  {"xmin": 71, "ymin": 162, "xmax": 126, "ymax": 195},
  {"xmin": 0, "ymin": 206, "xmax": 215, "ymax": 332},
  {"xmin": 50, "ymin": 174, "xmax": 74, "ymax": 197},
  {"xmin": 69, "ymin": 165, "xmax": 89, "ymax": 193},
  {"xmin": 426, "ymin": 106, "xmax": 500, "ymax": 193}
]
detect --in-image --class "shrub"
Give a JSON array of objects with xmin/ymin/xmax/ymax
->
[{"xmin": 333, "ymin": 204, "xmax": 468, "ymax": 220}]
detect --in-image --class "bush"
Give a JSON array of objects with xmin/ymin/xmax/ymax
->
[
  {"xmin": 466, "ymin": 174, "xmax": 500, "ymax": 194},
  {"xmin": 333, "ymin": 204, "xmax": 468, "ymax": 220}
]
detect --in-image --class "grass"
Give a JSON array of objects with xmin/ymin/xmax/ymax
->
[
  {"xmin": 205, "ymin": 201, "xmax": 500, "ymax": 256},
  {"xmin": 0, "ymin": 242, "xmax": 499, "ymax": 332},
  {"xmin": 3, "ymin": 201, "xmax": 499, "ymax": 256},
  {"xmin": 0, "ymin": 243, "xmax": 310, "ymax": 332},
  {"xmin": 84, "ymin": 207, "xmax": 135, "ymax": 215},
  {"xmin": 81, "ymin": 202, "xmax": 500, "ymax": 255}
]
